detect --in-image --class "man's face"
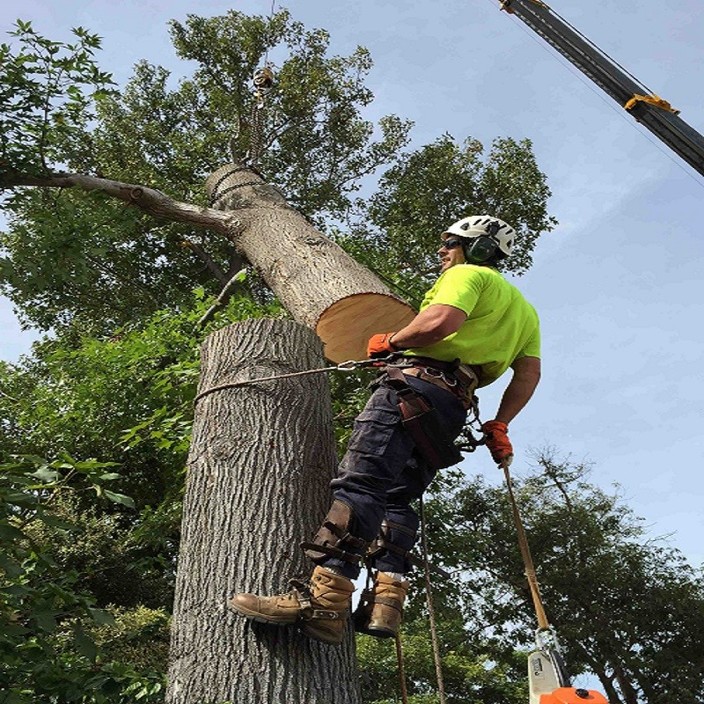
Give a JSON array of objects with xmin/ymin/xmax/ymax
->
[{"xmin": 438, "ymin": 235, "xmax": 466, "ymax": 272}]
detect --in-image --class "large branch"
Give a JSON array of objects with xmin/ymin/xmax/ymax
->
[
  {"xmin": 0, "ymin": 170, "xmax": 240, "ymax": 237},
  {"xmin": 2, "ymin": 165, "xmax": 415, "ymax": 362}
]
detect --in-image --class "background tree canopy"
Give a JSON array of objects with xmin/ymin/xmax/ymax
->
[{"xmin": 0, "ymin": 7, "xmax": 701, "ymax": 704}]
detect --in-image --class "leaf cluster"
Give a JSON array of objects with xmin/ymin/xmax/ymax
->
[
  {"xmin": 0, "ymin": 21, "xmax": 115, "ymax": 176},
  {"xmin": 342, "ymin": 135, "xmax": 557, "ymax": 308},
  {"xmin": 0, "ymin": 455, "xmax": 164, "ymax": 703}
]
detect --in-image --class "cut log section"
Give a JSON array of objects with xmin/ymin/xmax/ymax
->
[
  {"xmin": 316, "ymin": 293, "xmax": 415, "ymax": 362},
  {"xmin": 205, "ymin": 164, "xmax": 416, "ymax": 362}
]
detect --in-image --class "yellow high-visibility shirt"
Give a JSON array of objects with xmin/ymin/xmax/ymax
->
[{"xmin": 405, "ymin": 264, "xmax": 540, "ymax": 387}]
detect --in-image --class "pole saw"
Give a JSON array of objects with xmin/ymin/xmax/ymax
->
[{"xmin": 500, "ymin": 459, "xmax": 608, "ymax": 704}]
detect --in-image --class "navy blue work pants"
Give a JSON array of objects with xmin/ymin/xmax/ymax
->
[{"xmin": 325, "ymin": 374, "xmax": 467, "ymax": 579}]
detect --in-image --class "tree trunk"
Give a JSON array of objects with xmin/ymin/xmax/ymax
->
[
  {"xmin": 611, "ymin": 660, "xmax": 640, "ymax": 704},
  {"xmin": 166, "ymin": 319, "xmax": 361, "ymax": 704},
  {"xmin": 205, "ymin": 163, "xmax": 415, "ymax": 362}
]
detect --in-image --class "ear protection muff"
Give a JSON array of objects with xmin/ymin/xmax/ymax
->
[
  {"xmin": 462, "ymin": 235, "xmax": 500, "ymax": 263},
  {"xmin": 461, "ymin": 220, "xmax": 501, "ymax": 263}
]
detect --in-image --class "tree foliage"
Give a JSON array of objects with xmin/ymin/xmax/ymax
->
[
  {"xmin": 0, "ymin": 21, "xmax": 115, "ymax": 176},
  {"xmin": 0, "ymin": 454, "xmax": 165, "ymax": 703},
  {"xmin": 12, "ymin": 8, "xmax": 694, "ymax": 704},
  {"xmin": 408, "ymin": 452, "xmax": 704, "ymax": 704},
  {"xmin": 336, "ymin": 135, "xmax": 556, "ymax": 308},
  {"xmin": 0, "ymin": 11, "xmax": 412, "ymax": 333}
]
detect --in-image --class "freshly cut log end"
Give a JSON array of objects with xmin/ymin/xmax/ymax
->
[{"xmin": 316, "ymin": 293, "xmax": 416, "ymax": 363}]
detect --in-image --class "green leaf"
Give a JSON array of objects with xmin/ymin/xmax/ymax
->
[
  {"xmin": 103, "ymin": 489, "xmax": 135, "ymax": 509},
  {"xmin": 73, "ymin": 625, "xmax": 97, "ymax": 661},
  {"xmin": 88, "ymin": 606, "xmax": 115, "ymax": 625},
  {"xmin": 0, "ymin": 523, "xmax": 25, "ymax": 541},
  {"xmin": 29, "ymin": 465, "xmax": 59, "ymax": 483},
  {"xmin": 32, "ymin": 608, "xmax": 57, "ymax": 633}
]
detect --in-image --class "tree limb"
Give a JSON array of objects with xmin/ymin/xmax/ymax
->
[
  {"xmin": 0, "ymin": 170, "xmax": 242, "ymax": 238},
  {"xmin": 197, "ymin": 268, "xmax": 246, "ymax": 329},
  {"xmin": 181, "ymin": 238, "xmax": 230, "ymax": 285}
]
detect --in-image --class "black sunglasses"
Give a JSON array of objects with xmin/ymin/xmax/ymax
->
[{"xmin": 440, "ymin": 239, "xmax": 463, "ymax": 250}]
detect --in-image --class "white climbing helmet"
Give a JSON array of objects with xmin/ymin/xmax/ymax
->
[{"xmin": 444, "ymin": 215, "xmax": 517, "ymax": 257}]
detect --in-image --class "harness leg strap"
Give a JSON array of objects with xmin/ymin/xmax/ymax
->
[{"xmin": 302, "ymin": 499, "xmax": 370, "ymax": 566}]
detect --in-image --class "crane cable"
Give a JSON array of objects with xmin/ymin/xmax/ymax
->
[{"xmin": 229, "ymin": 0, "xmax": 277, "ymax": 167}]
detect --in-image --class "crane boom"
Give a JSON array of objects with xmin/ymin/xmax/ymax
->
[{"xmin": 500, "ymin": 0, "xmax": 704, "ymax": 177}]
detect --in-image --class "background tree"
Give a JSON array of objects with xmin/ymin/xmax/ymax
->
[{"xmin": 396, "ymin": 451, "xmax": 704, "ymax": 704}]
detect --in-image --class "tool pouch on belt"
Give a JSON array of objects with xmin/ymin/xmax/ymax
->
[{"xmin": 385, "ymin": 367, "xmax": 463, "ymax": 470}]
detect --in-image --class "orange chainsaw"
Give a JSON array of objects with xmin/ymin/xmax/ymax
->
[{"xmin": 527, "ymin": 627, "xmax": 607, "ymax": 704}]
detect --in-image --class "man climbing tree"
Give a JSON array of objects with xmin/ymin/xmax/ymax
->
[{"xmin": 231, "ymin": 214, "xmax": 541, "ymax": 643}]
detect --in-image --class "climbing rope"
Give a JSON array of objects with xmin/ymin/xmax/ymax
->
[
  {"xmin": 244, "ymin": 0, "xmax": 278, "ymax": 166},
  {"xmin": 419, "ymin": 495, "xmax": 448, "ymax": 704},
  {"xmin": 387, "ymin": 497, "xmax": 449, "ymax": 704},
  {"xmin": 193, "ymin": 357, "xmax": 388, "ymax": 405},
  {"xmin": 394, "ymin": 633, "xmax": 409, "ymax": 704}
]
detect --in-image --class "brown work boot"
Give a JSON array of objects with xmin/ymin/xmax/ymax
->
[
  {"xmin": 353, "ymin": 572, "xmax": 409, "ymax": 638},
  {"xmin": 229, "ymin": 583, "xmax": 303, "ymax": 626},
  {"xmin": 229, "ymin": 566, "xmax": 354, "ymax": 645},
  {"xmin": 299, "ymin": 566, "xmax": 355, "ymax": 644}
]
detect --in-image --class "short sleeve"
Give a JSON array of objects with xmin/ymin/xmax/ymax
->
[{"xmin": 519, "ymin": 321, "xmax": 541, "ymax": 358}]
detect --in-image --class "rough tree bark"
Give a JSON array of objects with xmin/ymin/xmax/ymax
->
[{"xmin": 166, "ymin": 318, "xmax": 362, "ymax": 704}]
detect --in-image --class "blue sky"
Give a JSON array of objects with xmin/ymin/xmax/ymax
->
[{"xmin": 2, "ymin": 0, "xmax": 703, "ymax": 679}]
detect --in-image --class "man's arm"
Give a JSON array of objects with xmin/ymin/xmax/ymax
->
[
  {"xmin": 493, "ymin": 355, "xmax": 541, "ymax": 425},
  {"xmin": 388, "ymin": 304, "xmax": 467, "ymax": 349}
]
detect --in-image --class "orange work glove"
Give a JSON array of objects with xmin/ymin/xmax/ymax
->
[
  {"xmin": 367, "ymin": 332, "xmax": 399, "ymax": 358},
  {"xmin": 481, "ymin": 420, "xmax": 513, "ymax": 465}
]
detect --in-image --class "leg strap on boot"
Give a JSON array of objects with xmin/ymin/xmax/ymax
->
[
  {"xmin": 368, "ymin": 519, "xmax": 417, "ymax": 570},
  {"xmin": 368, "ymin": 519, "xmax": 452, "ymax": 580},
  {"xmin": 302, "ymin": 499, "xmax": 370, "ymax": 565},
  {"xmin": 288, "ymin": 578, "xmax": 347, "ymax": 621}
]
